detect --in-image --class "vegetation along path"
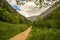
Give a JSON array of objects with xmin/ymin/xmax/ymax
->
[{"xmin": 9, "ymin": 26, "xmax": 32, "ymax": 40}]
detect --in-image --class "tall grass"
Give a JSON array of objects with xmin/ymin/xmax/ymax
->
[{"xmin": 0, "ymin": 21, "xmax": 28, "ymax": 40}]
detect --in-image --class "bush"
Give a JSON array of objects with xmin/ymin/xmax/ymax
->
[{"xmin": 28, "ymin": 28, "xmax": 60, "ymax": 40}]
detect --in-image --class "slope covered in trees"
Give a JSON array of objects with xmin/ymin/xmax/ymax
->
[{"xmin": 0, "ymin": 0, "xmax": 30, "ymax": 24}]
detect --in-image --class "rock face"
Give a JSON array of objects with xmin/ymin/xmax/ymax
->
[{"xmin": 22, "ymin": 2, "xmax": 36, "ymax": 11}]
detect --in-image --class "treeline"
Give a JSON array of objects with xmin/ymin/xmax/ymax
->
[{"xmin": 0, "ymin": 0, "xmax": 30, "ymax": 24}]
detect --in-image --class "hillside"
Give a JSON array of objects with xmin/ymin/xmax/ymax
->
[
  {"xmin": 0, "ymin": 0, "xmax": 60, "ymax": 40},
  {"xmin": 0, "ymin": 0, "xmax": 30, "ymax": 40},
  {"xmin": 0, "ymin": 0, "xmax": 30, "ymax": 24}
]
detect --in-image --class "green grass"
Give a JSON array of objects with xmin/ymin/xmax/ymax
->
[{"xmin": 0, "ymin": 21, "xmax": 28, "ymax": 40}]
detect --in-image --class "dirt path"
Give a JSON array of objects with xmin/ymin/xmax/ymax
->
[{"xmin": 9, "ymin": 26, "xmax": 32, "ymax": 40}]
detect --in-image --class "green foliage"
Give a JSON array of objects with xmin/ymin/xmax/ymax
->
[
  {"xmin": 0, "ymin": 0, "xmax": 31, "ymax": 24},
  {"xmin": 32, "ymin": 6, "xmax": 60, "ymax": 29},
  {"xmin": 0, "ymin": 7, "xmax": 19, "ymax": 23},
  {"xmin": 0, "ymin": 0, "xmax": 60, "ymax": 40},
  {"xmin": 28, "ymin": 27, "xmax": 60, "ymax": 40},
  {"xmin": 0, "ymin": 21, "xmax": 28, "ymax": 40}
]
